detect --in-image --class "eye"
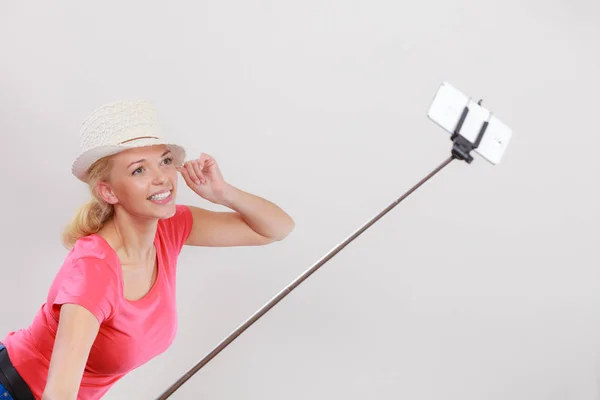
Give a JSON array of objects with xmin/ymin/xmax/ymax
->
[
  {"xmin": 162, "ymin": 157, "xmax": 173, "ymax": 165},
  {"xmin": 132, "ymin": 167, "xmax": 143, "ymax": 175}
]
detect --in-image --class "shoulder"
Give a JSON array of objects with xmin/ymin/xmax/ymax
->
[
  {"xmin": 156, "ymin": 204, "xmax": 194, "ymax": 252},
  {"xmin": 66, "ymin": 234, "xmax": 120, "ymax": 276},
  {"xmin": 51, "ymin": 235, "xmax": 122, "ymax": 323},
  {"xmin": 57, "ymin": 234, "xmax": 122, "ymax": 298},
  {"xmin": 168, "ymin": 204, "xmax": 193, "ymax": 223},
  {"xmin": 70, "ymin": 234, "xmax": 120, "ymax": 264}
]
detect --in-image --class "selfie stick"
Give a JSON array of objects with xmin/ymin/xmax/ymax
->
[{"xmin": 156, "ymin": 86, "xmax": 506, "ymax": 399}]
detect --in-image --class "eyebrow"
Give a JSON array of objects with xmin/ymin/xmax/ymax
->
[{"xmin": 128, "ymin": 150, "xmax": 172, "ymax": 168}]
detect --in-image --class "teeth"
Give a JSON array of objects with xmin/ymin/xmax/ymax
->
[{"xmin": 149, "ymin": 190, "xmax": 171, "ymax": 201}]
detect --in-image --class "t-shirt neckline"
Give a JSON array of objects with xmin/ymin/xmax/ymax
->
[{"xmin": 90, "ymin": 232, "xmax": 163, "ymax": 306}]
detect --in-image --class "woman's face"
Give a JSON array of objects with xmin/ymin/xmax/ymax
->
[{"xmin": 99, "ymin": 145, "xmax": 180, "ymax": 220}]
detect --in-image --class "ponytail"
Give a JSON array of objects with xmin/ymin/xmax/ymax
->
[
  {"xmin": 61, "ymin": 198, "xmax": 114, "ymax": 249},
  {"xmin": 61, "ymin": 156, "xmax": 114, "ymax": 249}
]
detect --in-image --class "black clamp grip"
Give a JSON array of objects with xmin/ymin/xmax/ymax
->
[{"xmin": 450, "ymin": 99, "xmax": 489, "ymax": 163}]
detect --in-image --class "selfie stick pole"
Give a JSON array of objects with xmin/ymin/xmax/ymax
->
[{"xmin": 156, "ymin": 102, "xmax": 488, "ymax": 400}]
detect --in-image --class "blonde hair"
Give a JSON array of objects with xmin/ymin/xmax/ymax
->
[{"xmin": 62, "ymin": 156, "xmax": 115, "ymax": 249}]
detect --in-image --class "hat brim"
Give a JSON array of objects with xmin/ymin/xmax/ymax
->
[{"xmin": 71, "ymin": 138, "xmax": 186, "ymax": 183}]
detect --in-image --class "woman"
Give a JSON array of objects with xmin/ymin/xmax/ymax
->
[{"xmin": 0, "ymin": 100, "xmax": 295, "ymax": 400}]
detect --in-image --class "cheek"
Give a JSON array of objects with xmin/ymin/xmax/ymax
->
[
  {"xmin": 115, "ymin": 180, "xmax": 149, "ymax": 203},
  {"xmin": 166, "ymin": 168, "xmax": 179, "ymax": 186}
]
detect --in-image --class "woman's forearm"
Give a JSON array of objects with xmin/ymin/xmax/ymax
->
[{"xmin": 218, "ymin": 183, "xmax": 295, "ymax": 241}]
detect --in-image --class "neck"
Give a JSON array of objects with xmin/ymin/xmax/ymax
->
[{"xmin": 104, "ymin": 207, "xmax": 158, "ymax": 261}]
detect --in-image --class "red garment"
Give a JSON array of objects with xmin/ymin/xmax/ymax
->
[{"xmin": 2, "ymin": 205, "xmax": 193, "ymax": 399}]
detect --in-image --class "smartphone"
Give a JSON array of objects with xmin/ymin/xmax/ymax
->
[{"xmin": 427, "ymin": 82, "xmax": 512, "ymax": 165}]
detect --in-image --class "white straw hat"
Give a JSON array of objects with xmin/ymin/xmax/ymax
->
[{"xmin": 71, "ymin": 100, "xmax": 186, "ymax": 182}]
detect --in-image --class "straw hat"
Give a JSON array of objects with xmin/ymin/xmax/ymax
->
[{"xmin": 71, "ymin": 100, "xmax": 186, "ymax": 182}]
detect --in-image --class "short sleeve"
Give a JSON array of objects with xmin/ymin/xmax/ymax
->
[
  {"xmin": 158, "ymin": 204, "xmax": 194, "ymax": 253},
  {"xmin": 53, "ymin": 256, "xmax": 120, "ymax": 324}
]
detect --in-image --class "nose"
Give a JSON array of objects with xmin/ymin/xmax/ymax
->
[{"xmin": 151, "ymin": 167, "xmax": 169, "ymax": 185}]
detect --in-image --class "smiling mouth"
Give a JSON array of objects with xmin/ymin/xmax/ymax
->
[{"xmin": 148, "ymin": 190, "xmax": 172, "ymax": 201}]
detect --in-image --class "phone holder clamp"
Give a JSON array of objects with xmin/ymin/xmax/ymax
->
[{"xmin": 450, "ymin": 99, "xmax": 488, "ymax": 164}]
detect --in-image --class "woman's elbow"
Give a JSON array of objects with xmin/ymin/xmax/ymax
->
[
  {"xmin": 42, "ymin": 387, "xmax": 77, "ymax": 400},
  {"xmin": 274, "ymin": 216, "xmax": 295, "ymax": 241}
]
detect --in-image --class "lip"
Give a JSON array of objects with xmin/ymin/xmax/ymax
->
[{"xmin": 147, "ymin": 189, "xmax": 172, "ymax": 200}]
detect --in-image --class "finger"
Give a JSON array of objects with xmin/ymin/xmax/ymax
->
[
  {"xmin": 196, "ymin": 158, "xmax": 205, "ymax": 172},
  {"xmin": 185, "ymin": 161, "xmax": 201, "ymax": 184},
  {"xmin": 200, "ymin": 153, "xmax": 214, "ymax": 170},
  {"xmin": 192, "ymin": 160, "xmax": 206, "ymax": 184},
  {"xmin": 198, "ymin": 153, "xmax": 217, "ymax": 170},
  {"xmin": 178, "ymin": 165, "xmax": 193, "ymax": 186},
  {"xmin": 198, "ymin": 152, "xmax": 211, "ymax": 163}
]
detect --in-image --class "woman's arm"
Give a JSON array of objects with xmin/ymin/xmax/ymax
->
[
  {"xmin": 179, "ymin": 154, "xmax": 295, "ymax": 247},
  {"xmin": 184, "ymin": 184, "xmax": 295, "ymax": 247},
  {"xmin": 220, "ymin": 184, "xmax": 295, "ymax": 241},
  {"xmin": 42, "ymin": 304, "xmax": 100, "ymax": 400}
]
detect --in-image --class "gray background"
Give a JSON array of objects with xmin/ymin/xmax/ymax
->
[{"xmin": 1, "ymin": 1, "xmax": 599, "ymax": 399}]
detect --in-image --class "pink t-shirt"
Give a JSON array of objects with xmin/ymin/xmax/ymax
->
[{"xmin": 2, "ymin": 204, "xmax": 193, "ymax": 399}]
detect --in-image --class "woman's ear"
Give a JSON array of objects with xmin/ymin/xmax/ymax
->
[{"xmin": 96, "ymin": 181, "xmax": 119, "ymax": 205}]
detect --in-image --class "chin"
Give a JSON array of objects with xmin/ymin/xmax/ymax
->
[
  {"xmin": 161, "ymin": 204, "xmax": 178, "ymax": 219},
  {"xmin": 145, "ymin": 193, "xmax": 178, "ymax": 219},
  {"xmin": 149, "ymin": 201, "xmax": 177, "ymax": 220}
]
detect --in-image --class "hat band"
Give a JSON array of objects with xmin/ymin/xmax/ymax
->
[{"xmin": 120, "ymin": 136, "xmax": 160, "ymax": 144}]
